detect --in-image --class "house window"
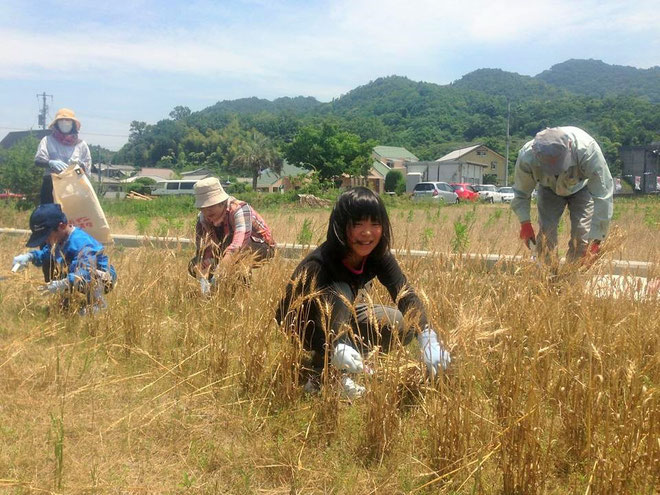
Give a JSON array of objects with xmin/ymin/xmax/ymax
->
[
  {"xmin": 476, "ymin": 150, "xmax": 486, "ymax": 156},
  {"xmin": 491, "ymin": 161, "xmax": 497, "ymax": 170}
]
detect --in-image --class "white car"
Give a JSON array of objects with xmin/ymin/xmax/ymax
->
[
  {"xmin": 411, "ymin": 182, "xmax": 459, "ymax": 204},
  {"xmin": 498, "ymin": 186, "xmax": 515, "ymax": 203},
  {"xmin": 152, "ymin": 180, "xmax": 199, "ymax": 196},
  {"xmin": 473, "ymin": 184, "xmax": 504, "ymax": 203}
]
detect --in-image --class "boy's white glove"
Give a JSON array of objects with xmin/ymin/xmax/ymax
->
[
  {"xmin": 331, "ymin": 343, "xmax": 364, "ymax": 373},
  {"xmin": 41, "ymin": 279, "xmax": 70, "ymax": 294},
  {"xmin": 418, "ymin": 327, "xmax": 451, "ymax": 376},
  {"xmin": 12, "ymin": 253, "xmax": 33, "ymax": 272},
  {"xmin": 48, "ymin": 160, "xmax": 68, "ymax": 173}
]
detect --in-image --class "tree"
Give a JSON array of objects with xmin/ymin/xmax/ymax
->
[
  {"xmin": 169, "ymin": 106, "xmax": 191, "ymax": 121},
  {"xmin": 0, "ymin": 135, "xmax": 42, "ymax": 201},
  {"xmin": 231, "ymin": 129, "xmax": 283, "ymax": 190},
  {"xmin": 89, "ymin": 144, "xmax": 115, "ymax": 164},
  {"xmin": 482, "ymin": 173, "xmax": 498, "ymax": 185},
  {"xmin": 129, "ymin": 121, "xmax": 147, "ymax": 142},
  {"xmin": 385, "ymin": 170, "xmax": 406, "ymax": 194},
  {"xmin": 284, "ymin": 122, "xmax": 374, "ymax": 182}
]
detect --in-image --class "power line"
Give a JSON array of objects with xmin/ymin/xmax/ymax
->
[{"xmin": 0, "ymin": 126, "xmax": 129, "ymax": 138}]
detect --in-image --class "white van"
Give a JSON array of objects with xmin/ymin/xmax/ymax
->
[{"xmin": 152, "ymin": 180, "xmax": 198, "ymax": 196}]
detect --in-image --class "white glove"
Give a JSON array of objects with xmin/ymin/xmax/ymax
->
[
  {"xmin": 199, "ymin": 277, "xmax": 211, "ymax": 296},
  {"xmin": 41, "ymin": 279, "xmax": 70, "ymax": 294},
  {"xmin": 12, "ymin": 253, "xmax": 33, "ymax": 272},
  {"xmin": 331, "ymin": 343, "xmax": 364, "ymax": 373},
  {"xmin": 418, "ymin": 327, "xmax": 451, "ymax": 376},
  {"xmin": 340, "ymin": 375, "xmax": 365, "ymax": 399},
  {"xmin": 199, "ymin": 276, "xmax": 217, "ymax": 296},
  {"xmin": 48, "ymin": 160, "xmax": 68, "ymax": 173}
]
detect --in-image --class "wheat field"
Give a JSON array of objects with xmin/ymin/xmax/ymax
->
[{"xmin": 0, "ymin": 198, "xmax": 658, "ymax": 493}]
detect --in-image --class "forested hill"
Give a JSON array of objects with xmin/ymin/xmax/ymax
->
[
  {"xmin": 537, "ymin": 59, "xmax": 660, "ymax": 103},
  {"xmin": 451, "ymin": 69, "xmax": 567, "ymax": 100},
  {"xmin": 113, "ymin": 60, "xmax": 660, "ymax": 175},
  {"xmin": 199, "ymin": 96, "xmax": 322, "ymax": 117}
]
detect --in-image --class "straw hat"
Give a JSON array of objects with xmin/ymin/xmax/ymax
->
[
  {"xmin": 194, "ymin": 177, "xmax": 229, "ymax": 208},
  {"xmin": 49, "ymin": 108, "xmax": 81, "ymax": 132}
]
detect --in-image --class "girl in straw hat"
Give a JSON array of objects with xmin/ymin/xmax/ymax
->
[
  {"xmin": 34, "ymin": 108, "xmax": 91, "ymax": 204},
  {"xmin": 190, "ymin": 177, "xmax": 276, "ymax": 295}
]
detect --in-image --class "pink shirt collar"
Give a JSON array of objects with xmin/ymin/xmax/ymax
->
[{"xmin": 342, "ymin": 257, "xmax": 366, "ymax": 275}]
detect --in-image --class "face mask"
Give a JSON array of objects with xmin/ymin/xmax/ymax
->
[{"xmin": 57, "ymin": 119, "xmax": 74, "ymax": 134}]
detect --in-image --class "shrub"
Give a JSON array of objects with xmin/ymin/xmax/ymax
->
[{"xmin": 385, "ymin": 170, "xmax": 406, "ymax": 195}]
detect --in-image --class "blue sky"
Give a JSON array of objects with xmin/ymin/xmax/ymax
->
[{"xmin": 1, "ymin": 0, "xmax": 658, "ymax": 150}]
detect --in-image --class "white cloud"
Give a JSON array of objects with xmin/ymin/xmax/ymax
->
[{"xmin": 2, "ymin": 0, "xmax": 658, "ymax": 82}]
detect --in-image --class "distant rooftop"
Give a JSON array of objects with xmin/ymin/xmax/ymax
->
[
  {"xmin": 436, "ymin": 145, "xmax": 481, "ymax": 162},
  {"xmin": 1, "ymin": 129, "xmax": 51, "ymax": 149},
  {"xmin": 373, "ymin": 146, "xmax": 419, "ymax": 161},
  {"xmin": 136, "ymin": 168, "xmax": 175, "ymax": 180},
  {"xmin": 371, "ymin": 160, "xmax": 391, "ymax": 178},
  {"xmin": 256, "ymin": 161, "xmax": 309, "ymax": 187}
]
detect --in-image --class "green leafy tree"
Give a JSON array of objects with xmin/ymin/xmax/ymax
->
[
  {"xmin": 169, "ymin": 106, "xmax": 192, "ymax": 121},
  {"xmin": 89, "ymin": 144, "xmax": 115, "ymax": 164},
  {"xmin": 285, "ymin": 122, "xmax": 374, "ymax": 181},
  {"xmin": 231, "ymin": 129, "xmax": 283, "ymax": 190},
  {"xmin": 128, "ymin": 121, "xmax": 147, "ymax": 142},
  {"xmin": 385, "ymin": 170, "xmax": 406, "ymax": 194},
  {"xmin": 0, "ymin": 136, "xmax": 42, "ymax": 200}
]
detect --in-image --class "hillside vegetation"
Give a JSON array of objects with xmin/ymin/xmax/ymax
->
[
  {"xmin": 537, "ymin": 59, "xmax": 660, "ymax": 103},
  {"xmin": 111, "ymin": 60, "xmax": 659, "ymax": 179}
]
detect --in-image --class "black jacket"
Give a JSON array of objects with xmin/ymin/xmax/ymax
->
[{"xmin": 276, "ymin": 242, "xmax": 428, "ymax": 345}]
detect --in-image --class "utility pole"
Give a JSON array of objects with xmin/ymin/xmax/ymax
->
[
  {"xmin": 504, "ymin": 98, "xmax": 511, "ymax": 186},
  {"xmin": 36, "ymin": 92, "xmax": 53, "ymax": 130}
]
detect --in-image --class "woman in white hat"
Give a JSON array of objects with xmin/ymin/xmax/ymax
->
[
  {"xmin": 189, "ymin": 177, "xmax": 276, "ymax": 295},
  {"xmin": 34, "ymin": 108, "xmax": 92, "ymax": 204}
]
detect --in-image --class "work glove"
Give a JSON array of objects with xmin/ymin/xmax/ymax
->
[
  {"xmin": 331, "ymin": 343, "xmax": 364, "ymax": 374},
  {"xmin": 48, "ymin": 160, "xmax": 68, "ymax": 174},
  {"xmin": 340, "ymin": 375, "xmax": 366, "ymax": 400},
  {"xmin": 40, "ymin": 279, "xmax": 70, "ymax": 294},
  {"xmin": 519, "ymin": 221, "xmax": 536, "ymax": 249},
  {"xmin": 418, "ymin": 327, "xmax": 451, "ymax": 377},
  {"xmin": 582, "ymin": 240, "xmax": 601, "ymax": 267},
  {"xmin": 199, "ymin": 276, "xmax": 217, "ymax": 296},
  {"xmin": 199, "ymin": 277, "xmax": 211, "ymax": 296},
  {"xmin": 12, "ymin": 253, "xmax": 33, "ymax": 272}
]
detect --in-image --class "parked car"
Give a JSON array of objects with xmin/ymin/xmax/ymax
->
[
  {"xmin": 450, "ymin": 183, "xmax": 479, "ymax": 202},
  {"xmin": 0, "ymin": 189, "xmax": 26, "ymax": 200},
  {"xmin": 411, "ymin": 182, "xmax": 459, "ymax": 204},
  {"xmin": 498, "ymin": 186, "xmax": 515, "ymax": 203},
  {"xmin": 472, "ymin": 184, "xmax": 504, "ymax": 203},
  {"xmin": 151, "ymin": 180, "xmax": 199, "ymax": 196}
]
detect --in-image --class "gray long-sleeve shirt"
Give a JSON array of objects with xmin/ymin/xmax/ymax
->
[
  {"xmin": 511, "ymin": 126, "xmax": 614, "ymax": 241},
  {"xmin": 34, "ymin": 135, "xmax": 91, "ymax": 177}
]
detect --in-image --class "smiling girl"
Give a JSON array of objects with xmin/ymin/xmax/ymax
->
[{"xmin": 276, "ymin": 187, "xmax": 450, "ymax": 398}]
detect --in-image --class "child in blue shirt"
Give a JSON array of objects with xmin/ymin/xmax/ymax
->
[{"xmin": 12, "ymin": 203, "xmax": 116, "ymax": 314}]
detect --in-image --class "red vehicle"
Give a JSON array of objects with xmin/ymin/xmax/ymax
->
[
  {"xmin": 450, "ymin": 183, "xmax": 479, "ymax": 202},
  {"xmin": 0, "ymin": 189, "xmax": 26, "ymax": 200}
]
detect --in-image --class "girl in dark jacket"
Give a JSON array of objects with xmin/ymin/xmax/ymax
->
[{"xmin": 276, "ymin": 187, "xmax": 450, "ymax": 398}]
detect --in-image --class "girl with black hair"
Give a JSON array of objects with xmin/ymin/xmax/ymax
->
[{"xmin": 276, "ymin": 187, "xmax": 450, "ymax": 398}]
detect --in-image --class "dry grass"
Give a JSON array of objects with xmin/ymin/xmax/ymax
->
[{"xmin": 0, "ymin": 200, "xmax": 658, "ymax": 494}]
